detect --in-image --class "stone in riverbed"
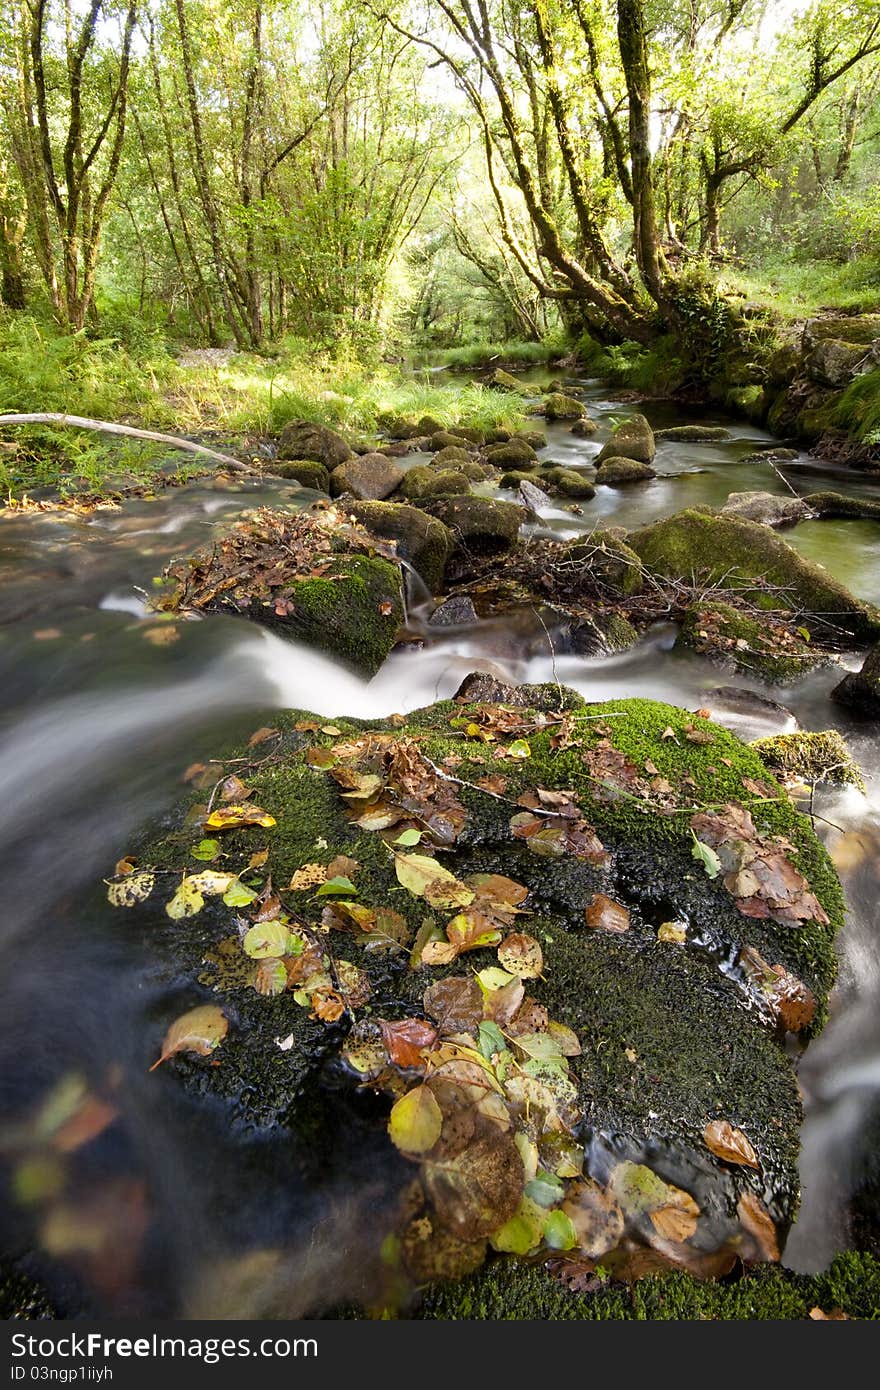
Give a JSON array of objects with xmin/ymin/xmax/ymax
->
[
  {"xmin": 805, "ymin": 339, "xmax": 870, "ymax": 388},
  {"xmin": 803, "ymin": 491, "xmax": 880, "ymax": 520},
  {"xmin": 328, "ymin": 452, "xmax": 403, "ymax": 501},
  {"xmin": 483, "ymin": 440, "xmax": 538, "ymax": 468},
  {"xmin": 432, "ymin": 445, "xmax": 475, "ymax": 469},
  {"xmin": 595, "ymin": 456, "xmax": 656, "ymax": 484},
  {"xmin": 596, "ymin": 414, "xmax": 656, "ymax": 466},
  {"xmin": 563, "ymin": 530, "xmax": 643, "ymax": 597},
  {"xmin": 543, "ymin": 392, "xmax": 586, "ymax": 421},
  {"xmin": 514, "ymin": 430, "xmax": 547, "ymax": 449},
  {"xmin": 424, "ymin": 494, "xmax": 525, "ymax": 556},
  {"xmin": 629, "ymin": 507, "xmax": 880, "ymax": 642},
  {"xmin": 544, "ymin": 468, "xmax": 596, "ymax": 499},
  {"xmin": 429, "ymin": 430, "xmax": 471, "ymax": 452},
  {"xmin": 399, "ymin": 466, "xmax": 472, "ymax": 500},
  {"xmin": 751, "ymin": 731, "xmax": 865, "ymax": 791},
  {"xmin": 570, "ymin": 417, "xmax": 598, "ymax": 436},
  {"xmin": 720, "ymin": 491, "xmax": 810, "ymax": 527},
  {"xmin": 271, "ymin": 460, "xmax": 329, "ymax": 491},
  {"xmin": 677, "ymin": 600, "xmax": 823, "ymax": 684},
  {"xmin": 832, "ymin": 643, "xmax": 880, "ymax": 717},
  {"xmin": 428, "ymin": 594, "xmax": 479, "ymax": 627},
  {"xmin": 278, "ymin": 419, "xmax": 354, "ymax": 469},
  {"xmin": 348, "ymin": 500, "xmax": 452, "ymax": 593},
  {"xmin": 654, "ymin": 425, "xmax": 731, "ymax": 442},
  {"xmin": 738, "ymin": 448, "xmax": 800, "ymax": 466},
  {"xmin": 485, "ymin": 368, "xmax": 528, "ymax": 392}
]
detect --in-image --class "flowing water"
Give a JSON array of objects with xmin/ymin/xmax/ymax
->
[{"xmin": 1, "ymin": 379, "xmax": 878, "ymax": 1312}]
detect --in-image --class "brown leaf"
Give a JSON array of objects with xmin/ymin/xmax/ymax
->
[
  {"xmin": 547, "ymin": 1253, "xmax": 602, "ymax": 1294},
  {"xmin": 220, "ymin": 774, "xmax": 251, "ymax": 802},
  {"xmin": 248, "ymin": 726, "xmax": 279, "ymax": 746},
  {"xmin": 584, "ymin": 894, "xmax": 630, "ymax": 933},
  {"xmin": 400, "ymin": 1214, "xmax": 486, "ymax": 1283},
  {"xmin": 326, "ymin": 855, "xmax": 359, "ymax": 880},
  {"xmin": 703, "ymin": 1119, "xmax": 759, "ymax": 1169},
  {"xmin": 497, "ymin": 933, "xmax": 543, "ymax": 979},
  {"xmin": 808, "ymin": 1307, "xmax": 848, "ymax": 1320},
  {"xmin": 423, "ymin": 977, "xmax": 483, "ymax": 1036},
  {"xmin": 422, "ymin": 1127, "xmax": 525, "ymax": 1241},
  {"xmin": 562, "ymin": 1179, "xmax": 624, "ymax": 1258},
  {"xmin": 150, "ymin": 1005, "xmax": 228, "ymax": 1071},
  {"xmin": 737, "ymin": 1191, "xmax": 780, "ymax": 1262},
  {"xmin": 380, "ymin": 1018, "xmax": 438, "ymax": 1069},
  {"xmin": 310, "ymin": 989, "xmax": 346, "ymax": 1023}
]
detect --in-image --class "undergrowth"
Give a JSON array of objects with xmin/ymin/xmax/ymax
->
[{"xmin": 833, "ymin": 369, "xmax": 880, "ymax": 445}]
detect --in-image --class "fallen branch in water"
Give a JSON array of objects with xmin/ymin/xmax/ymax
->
[{"xmin": 0, "ymin": 412, "xmax": 257, "ymax": 474}]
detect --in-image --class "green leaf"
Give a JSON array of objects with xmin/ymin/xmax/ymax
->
[
  {"xmin": 691, "ymin": 833, "xmax": 721, "ymax": 879},
  {"xmin": 543, "ymin": 1209, "xmax": 577, "ymax": 1250},
  {"xmin": 513, "ymin": 1032, "xmax": 566, "ymax": 1065},
  {"xmin": 394, "ymin": 827, "xmax": 423, "ymax": 847},
  {"xmin": 222, "ymin": 880, "xmax": 258, "ymax": 907},
  {"xmin": 388, "ymin": 1084, "xmax": 443, "ymax": 1155},
  {"xmin": 243, "ymin": 919, "xmax": 290, "ymax": 959},
  {"xmin": 394, "ymin": 853, "xmax": 475, "ymax": 910},
  {"xmin": 478, "ymin": 1020, "xmax": 506, "ymax": 1061},
  {"xmin": 489, "ymin": 1197, "xmax": 546, "ymax": 1254},
  {"xmin": 191, "ymin": 839, "xmax": 221, "ymax": 862},
  {"xmin": 315, "ymin": 875, "xmax": 359, "ymax": 897},
  {"xmin": 525, "ymin": 1174, "xmax": 565, "ymax": 1209},
  {"xmin": 507, "ymin": 739, "xmax": 531, "ymax": 759}
]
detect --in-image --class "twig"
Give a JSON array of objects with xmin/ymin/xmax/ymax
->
[{"xmin": 0, "ymin": 413, "xmax": 258, "ymax": 474}]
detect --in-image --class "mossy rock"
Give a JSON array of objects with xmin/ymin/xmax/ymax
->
[
  {"xmin": 596, "ymin": 414, "xmax": 656, "ymax": 466},
  {"xmin": 416, "ymin": 415, "xmax": 445, "ymax": 435},
  {"xmin": 547, "ymin": 468, "xmax": 597, "ymax": 499},
  {"xmin": 514, "ymin": 430, "xmax": 547, "ymax": 449},
  {"xmin": 596, "ymin": 456, "xmax": 656, "ymax": 485},
  {"xmin": 485, "ymin": 368, "xmax": 528, "ymax": 393},
  {"xmin": 726, "ymin": 385, "xmax": 767, "ymax": 424},
  {"xmin": 429, "ymin": 430, "xmax": 471, "ymax": 452},
  {"xmin": 720, "ymin": 492, "xmax": 809, "ymax": 528},
  {"xmin": 804, "ymin": 492, "xmax": 880, "ymax": 520},
  {"xmin": 451, "ymin": 425, "xmax": 487, "ymax": 445},
  {"xmin": 750, "ymin": 731, "xmax": 865, "ymax": 791},
  {"xmin": 278, "ymin": 420, "xmax": 353, "ymax": 469},
  {"xmin": 348, "ymin": 501, "xmax": 452, "ymax": 593},
  {"xmin": 832, "ymin": 642, "xmax": 880, "ymax": 718},
  {"xmin": 629, "ymin": 508, "xmax": 880, "ymax": 642},
  {"xmin": 424, "ymin": 495, "xmax": 526, "ymax": 557},
  {"xmin": 377, "ymin": 412, "xmax": 422, "ymax": 441},
  {"xmin": 563, "ymin": 531, "xmax": 644, "ymax": 598},
  {"xmin": 654, "ymin": 426, "xmax": 731, "ymax": 443},
  {"xmin": 126, "ymin": 689, "xmax": 848, "ymax": 1308},
  {"xmin": 677, "ymin": 600, "xmax": 824, "ymax": 684},
  {"xmin": 399, "ymin": 466, "xmax": 472, "ymax": 500},
  {"xmin": 739, "ymin": 448, "xmax": 800, "ymax": 466},
  {"xmin": 544, "ymin": 393, "xmax": 586, "ymax": 421},
  {"xmin": 271, "ymin": 460, "xmax": 330, "ymax": 491},
  {"xmin": 416, "ymin": 1250, "xmax": 880, "ymax": 1320},
  {"xmin": 329, "ymin": 453, "xmax": 403, "ymax": 501},
  {"xmin": 500, "ymin": 470, "xmax": 539, "ymax": 490},
  {"xmin": 570, "ymin": 418, "xmax": 598, "ymax": 437},
  {"xmin": 433, "ymin": 446, "xmax": 475, "ymax": 469},
  {"xmin": 803, "ymin": 315, "xmax": 880, "ymax": 349},
  {"xmin": 483, "ymin": 440, "xmax": 539, "ymax": 468}
]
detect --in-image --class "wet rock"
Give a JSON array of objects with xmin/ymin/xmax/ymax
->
[
  {"xmin": 806, "ymin": 339, "xmax": 871, "ymax": 389},
  {"xmin": 738, "ymin": 447, "xmax": 800, "ymax": 466},
  {"xmin": 433, "ymin": 446, "xmax": 475, "ymax": 469},
  {"xmin": 483, "ymin": 440, "xmax": 538, "ymax": 468},
  {"xmin": 278, "ymin": 420, "xmax": 353, "ymax": 469},
  {"xmin": 595, "ymin": 456, "xmax": 656, "ymax": 484},
  {"xmin": 654, "ymin": 425, "xmax": 731, "ymax": 442},
  {"xmin": 803, "ymin": 492, "xmax": 880, "ymax": 520},
  {"xmin": 271, "ymin": 460, "xmax": 330, "ymax": 491},
  {"xmin": 518, "ymin": 478, "xmax": 553, "ymax": 514},
  {"xmin": 677, "ymin": 600, "xmax": 823, "ymax": 684},
  {"xmin": 720, "ymin": 491, "xmax": 810, "ymax": 527},
  {"xmin": 485, "ymin": 428, "xmax": 511, "ymax": 444},
  {"xmin": 348, "ymin": 501, "xmax": 452, "ymax": 593},
  {"xmin": 451, "ymin": 425, "xmax": 487, "ymax": 445},
  {"xmin": 544, "ymin": 393, "xmax": 586, "ymax": 421},
  {"xmin": 484, "ymin": 368, "xmax": 528, "ymax": 392},
  {"xmin": 377, "ymin": 412, "xmax": 423, "ymax": 440},
  {"xmin": 596, "ymin": 414, "xmax": 656, "ymax": 466},
  {"xmin": 545, "ymin": 468, "xmax": 596, "ymax": 499},
  {"xmin": 425, "ymin": 495, "xmax": 526, "ymax": 557},
  {"xmin": 428, "ymin": 430, "xmax": 471, "ymax": 452},
  {"xmin": 417, "ymin": 415, "xmax": 445, "ymax": 435},
  {"xmin": 399, "ymin": 467, "xmax": 472, "ymax": 500},
  {"xmin": 832, "ymin": 643, "xmax": 880, "ymax": 718},
  {"xmin": 629, "ymin": 508, "xmax": 880, "ymax": 641},
  {"xmin": 570, "ymin": 418, "xmax": 598, "ymax": 436},
  {"xmin": 429, "ymin": 595, "xmax": 479, "ymax": 628},
  {"xmin": 563, "ymin": 530, "xmax": 644, "ymax": 598},
  {"xmin": 751, "ymin": 731, "xmax": 865, "ymax": 791},
  {"xmin": 514, "ymin": 430, "xmax": 547, "ymax": 449},
  {"xmin": 499, "ymin": 470, "xmax": 539, "ymax": 490},
  {"xmin": 328, "ymin": 453, "xmax": 404, "ymax": 501},
  {"xmin": 569, "ymin": 611, "xmax": 640, "ymax": 653},
  {"xmin": 702, "ymin": 686, "xmax": 798, "ymax": 742}
]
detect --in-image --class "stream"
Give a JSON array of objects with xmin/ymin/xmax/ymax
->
[{"xmin": 1, "ymin": 377, "xmax": 878, "ymax": 1314}]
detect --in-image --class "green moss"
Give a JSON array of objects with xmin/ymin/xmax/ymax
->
[
  {"xmin": 804, "ymin": 492, "xmax": 880, "ymax": 520},
  {"xmin": 347, "ymin": 501, "xmax": 452, "ymax": 593},
  {"xmin": 417, "ymin": 1251, "xmax": 880, "ymax": 1320},
  {"xmin": 563, "ymin": 531, "xmax": 644, "ymax": 598},
  {"xmin": 677, "ymin": 600, "xmax": 821, "ymax": 684},
  {"xmin": 629, "ymin": 508, "xmax": 880, "ymax": 641},
  {"xmin": 281, "ymin": 555, "xmax": 403, "ymax": 676},
  {"xmin": 399, "ymin": 466, "xmax": 472, "ymax": 499},
  {"xmin": 751, "ymin": 731, "xmax": 866, "ymax": 791}
]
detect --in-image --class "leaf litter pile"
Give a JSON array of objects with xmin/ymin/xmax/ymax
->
[{"xmin": 102, "ymin": 698, "xmax": 834, "ymax": 1298}]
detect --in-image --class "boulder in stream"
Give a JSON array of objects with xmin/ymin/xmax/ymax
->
[
  {"xmin": 483, "ymin": 440, "xmax": 539, "ymax": 468},
  {"xmin": 399, "ymin": 466, "xmax": 473, "ymax": 500},
  {"xmin": 424, "ymin": 495, "xmax": 526, "ymax": 558},
  {"xmin": 485, "ymin": 368, "xmax": 529, "ymax": 393},
  {"xmin": 122, "ymin": 686, "xmax": 843, "ymax": 1307},
  {"xmin": 278, "ymin": 420, "xmax": 354, "ymax": 470},
  {"xmin": 348, "ymin": 501, "xmax": 452, "ymax": 593},
  {"xmin": 595, "ymin": 456, "xmax": 656, "ymax": 485},
  {"xmin": 654, "ymin": 426, "xmax": 731, "ymax": 443},
  {"xmin": 596, "ymin": 413, "xmax": 656, "ymax": 466},
  {"xmin": 832, "ymin": 643, "xmax": 880, "ymax": 718},
  {"xmin": 803, "ymin": 491, "xmax": 880, "ymax": 520},
  {"xmin": 271, "ymin": 459, "xmax": 330, "ymax": 491},
  {"xmin": 720, "ymin": 491, "xmax": 810, "ymax": 527},
  {"xmin": 629, "ymin": 508, "xmax": 880, "ymax": 642},
  {"xmin": 329, "ymin": 452, "xmax": 404, "ymax": 501},
  {"xmin": 543, "ymin": 393, "xmax": 586, "ymax": 421},
  {"xmin": 570, "ymin": 417, "xmax": 598, "ymax": 437},
  {"xmin": 677, "ymin": 600, "xmax": 825, "ymax": 683}
]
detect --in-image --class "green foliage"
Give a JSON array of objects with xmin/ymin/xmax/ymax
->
[{"xmin": 834, "ymin": 369, "xmax": 880, "ymax": 445}]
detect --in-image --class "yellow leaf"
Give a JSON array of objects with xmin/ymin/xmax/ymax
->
[
  {"xmin": 205, "ymin": 804, "xmax": 276, "ymax": 830},
  {"xmin": 388, "ymin": 1084, "xmax": 443, "ymax": 1155},
  {"xmin": 107, "ymin": 870, "xmax": 155, "ymax": 907},
  {"xmin": 166, "ymin": 877, "xmax": 206, "ymax": 919},
  {"xmin": 150, "ymin": 1005, "xmax": 228, "ymax": 1071}
]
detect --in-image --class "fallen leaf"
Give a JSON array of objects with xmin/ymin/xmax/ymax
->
[
  {"xmin": 737, "ymin": 1190, "xmax": 779, "ymax": 1262},
  {"xmin": 388, "ymin": 1084, "xmax": 443, "ymax": 1155},
  {"xmin": 107, "ymin": 870, "xmax": 155, "ymax": 908},
  {"xmin": 247, "ymin": 726, "xmax": 279, "ymax": 747},
  {"xmin": 150, "ymin": 1005, "xmax": 228, "ymax": 1071},
  {"xmin": 562, "ymin": 1179, "xmax": 625, "ymax": 1258},
  {"xmin": 584, "ymin": 894, "xmax": 630, "ymax": 933},
  {"xmin": 422, "ymin": 1127, "xmax": 524, "ymax": 1241},
  {"xmin": 205, "ymin": 804, "xmax": 276, "ymax": 830},
  {"xmin": 380, "ymin": 1018, "xmax": 438, "ymax": 1069},
  {"xmin": 289, "ymin": 863, "xmax": 327, "ymax": 891},
  {"xmin": 394, "ymin": 853, "xmax": 475, "ymax": 910},
  {"xmin": 165, "ymin": 877, "xmax": 206, "ymax": 919},
  {"xmin": 315, "ymin": 875, "xmax": 358, "ymax": 898},
  {"xmin": 254, "ymin": 958, "xmax": 288, "ymax": 996},
  {"xmin": 400, "ymin": 1214, "xmax": 486, "ymax": 1283},
  {"xmin": 703, "ymin": 1119, "xmax": 759, "ymax": 1169},
  {"xmin": 423, "ymin": 976, "xmax": 483, "ymax": 1035},
  {"xmin": 220, "ymin": 774, "xmax": 251, "ymax": 802},
  {"xmin": 808, "ymin": 1307, "xmax": 848, "ymax": 1320},
  {"xmin": 243, "ymin": 920, "xmax": 292, "ymax": 958},
  {"xmin": 497, "ymin": 933, "xmax": 543, "ymax": 979}
]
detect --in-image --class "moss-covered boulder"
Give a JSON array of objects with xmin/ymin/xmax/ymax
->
[
  {"xmin": 399, "ymin": 466, "xmax": 472, "ymax": 500},
  {"xmin": 832, "ymin": 642, "xmax": 880, "ymax": 717},
  {"xmin": 543, "ymin": 468, "xmax": 596, "ymax": 499},
  {"xmin": 751, "ymin": 731, "xmax": 865, "ymax": 791},
  {"xmin": 803, "ymin": 314, "xmax": 880, "ymax": 349},
  {"xmin": 563, "ymin": 531, "xmax": 643, "ymax": 598},
  {"xmin": 416, "ymin": 414, "xmax": 445, "ymax": 435},
  {"xmin": 596, "ymin": 414, "xmax": 656, "ymax": 466},
  {"xmin": 483, "ymin": 440, "xmax": 539, "ymax": 468},
  {"xmin": 124, "ymin": 689, "xmax": 843, "ymax": 1309},
  {"xmin": 348, "ymin": 501, "xmax": 452, "ymax": 593},
  {"xmin": 424, "ymin": 495, "xmax": 526, "ymax": 557},
  {"xmin": 677, "ymin": 600, "xmax": 824, "ymax": 684},
  {"xmin": 629, "ymin": 508, "xmax": 880, "ymax": 641},
  {"xmin": 271, "ymin": 459, "xmax": 330, "ymax": 491},
  {"xmin": 514, "ymin": 430, "xmax": 547, "ymax": 449},
  {"xmin": 655, "ymin": 426, "xmax": 732, "ymax": 443},
  {"xmin": 433, "ymin": 446, "xmax": 475, "ymax": 469},
  {"xmin": 806, "ymin": 339, "xmax": 869, "ymax": 389},
  {"xmin": 377, "ymin": 412, "xmax": 422, "ymax": 440},
  {"xmin": 596, "ymin": 456, "xmax": 656, "ymax": 485},
  {"xmin": 570, "ymin": 418, "xmax": 598, "ymax": 437},
  {"xmin": 544, "ymin": 393, "xmax": 586, "ymax": 421},
  {"xmin": 804, "ymin": 492, "xmax": 880, "ymax": 520},
  {"xmin": 720, "ymin": 491, "xmax": 809, "ymax": 528},
  {"xmin": 429, "ymin": 430, "xmax": 471, "ymax": 452},
  {"xmin": 500, "ymin": 470, "xmax": 540, "ymax": 490},
  {"xmin": 485, "ymin": 368, "xmax": 528, "ymax": 393},
  {"xmin": 157, "ymin": 509, "xmax": 404, "ymax": 676},
  {"xmin": 278, "ymin": 420, "xmax": 354, "ymax": 469},
  {"xmin": 329, "ymin": 453, "xmax": 404, "ymax": 501}
]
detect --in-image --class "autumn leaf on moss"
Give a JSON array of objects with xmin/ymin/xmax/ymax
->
[
  {"xmin": 497, "ymin": 932, "xmax": 543, "ymax": 979},
  {"xmin": 165, "ymin": 877, "xmax": 206, "ymax": 920},
  {"xmin": 394, "ymin": 853, "xmax": 475, "ymax": 910},
  {"xmin": 380, "ymin": 1018, "xmax": 438, "ymax": 1069},
  {"xmin": 150, "ymin": 1005, "xmax": 228, "ymax": 1071},
  {"xmin": 107, "ymin": 870, "xmax": 155, "ymax": 908},
  {"xmin": 703, "ymin": 1120, "xmax": 759, "ymax": 1169},
  {"xmin": 584, "ymin": 893, "xmax": 630, "ymax": 933},
  {"xmin": 205, "ymin": 804, "xmax": 276, "ymax": 830},
  {"xmin": 254, "ymin": 959, "xmax": 288, "ymax": 996},
  {"xmin": 562, "ymin": 1179, "xmax": 624, "ymax": 1258},
  {"xmin": 388, "ymin": 1084, "xmax": 443, "ymax": 1155}
]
